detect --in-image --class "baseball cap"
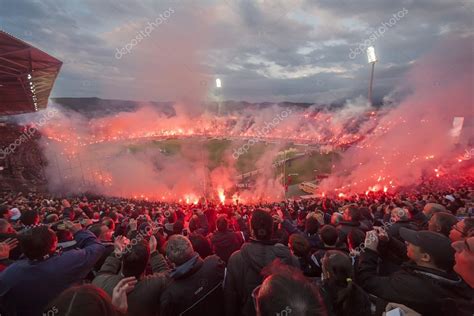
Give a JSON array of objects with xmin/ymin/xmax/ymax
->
[
  {"xmin": 444, "ymin": 195, "xmax": 455, "ymax": 202},
  {"xmin": 400, "ymin": 227, "xmax": 455, "ymax": 271},
  {"xmin": 9, "ymin": 207, "xmax": 21, "ymax": 221}
]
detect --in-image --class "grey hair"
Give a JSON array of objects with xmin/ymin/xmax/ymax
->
[
  {"xmin": 166, "ymin": 235, "xmax": 195, "ymax": 265},
  {"xmin": 391, "ymin": 207, "xmax": 409, "ymax": 221}
]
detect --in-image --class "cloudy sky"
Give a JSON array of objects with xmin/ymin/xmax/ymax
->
[{"xmin": 1, "ymin": 0, "xmax": 472, "ymax": 103}]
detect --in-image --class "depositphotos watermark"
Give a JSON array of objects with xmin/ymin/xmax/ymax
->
[
  {"xmin": 115, "ymin": 8, "xmax": 175, "ymax": 60},
  {"xmin": 232, "ymin": 108, "xmax": 293, "ymax": 160},
  {"xmin": 0, "ymin": 108, "xmax": 58, "ymax": 160},
  {"xmin": 43, "ymin": 306, "xmax": 58, "ymax": 316},
  {"xmin": 349, "ymin": 8, "xmax": 408, "ymax": 60},
  {"xmin": 277, "ymin": 306, "xmax": 292, "ymax": 316}
]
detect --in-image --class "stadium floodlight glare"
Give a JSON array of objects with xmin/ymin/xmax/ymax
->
[
  {"xmin": 367, "ymin": 46, "xmax": 377, "ymax": 64},
  {"xmin": 216, "ymin": 78, "xmax": 222, "ymax": 88},
  {"xmin": 367, "ymin": 46, "xmax": 377, "ymax": 105}
]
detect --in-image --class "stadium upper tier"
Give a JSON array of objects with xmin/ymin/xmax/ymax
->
[{"xmin": 0, "ymin": 30, "xmax": 62, "ymax": 115}]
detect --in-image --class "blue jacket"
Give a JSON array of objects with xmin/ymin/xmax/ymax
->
[{"xmin": 0, "ymin": 229, "xmax": 105, "ymax": 316}]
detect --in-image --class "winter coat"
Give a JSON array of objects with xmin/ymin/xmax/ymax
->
[
  {"xmin": 93, "ymin": 251, "xmax": 170, "ymax": 316},
  {"xmin": 160, "ymin": 254, "xmax": 225, "ymax": 316},
  {"xmin": 358, "ymin": 248, "xmax": 474, "ymax": 316},
  {"xmin": 224, "ymin": 239, "xmax": 299, "ymax": 316}
]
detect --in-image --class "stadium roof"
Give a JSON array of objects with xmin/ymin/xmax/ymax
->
[{"xmin": 0, "ymin": 30, "xmax": 62, "ymax": 115}]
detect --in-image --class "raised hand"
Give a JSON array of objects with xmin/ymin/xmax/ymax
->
[
  {"xmin": 0, "ymin": 238, "xmax": 18, "ymax": 259},
  {"xmin": 112, "ymin": 277, "xmax": 137, "ymax": 314}
]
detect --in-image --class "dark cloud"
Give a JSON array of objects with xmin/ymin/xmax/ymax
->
[{"xmin": 0, "ymin": 0, "xmax": 471, "ymax": 103}]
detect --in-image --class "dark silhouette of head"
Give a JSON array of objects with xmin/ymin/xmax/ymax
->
[
  {"xmin": 189, "ymin": 233, "xmax": 212, "ymax": 259},
  {"xmin": 251, "ymin": 209, "xmax": 273, "ymax": 241},
  {"xmin": 19, "ymin": 225, "xmax": 57, "ymax": 260},
  {"xmin": 320, "ymin": 225, "xmax": 338, "ymax": 246},
  {"xmin": 122, "ymin": 241, "xmax": 150, "ymax": 279},
  {"xmin": 45, "ymin": 284, "xmax": 118, "ymax": 316},
  {"xmin": 256, "ymin": 262, "xmax": 327, "ymax": 316},
  {"xmin": 216, "ymin": 215, "xmax": 228, "ymax": 232}
]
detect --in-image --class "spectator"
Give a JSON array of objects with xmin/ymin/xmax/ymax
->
[
  {"xmin": 279, "ymin": 211, "xmax": 323, "ymax": 250},
  {"xmin": 422, "ymin": 203, "xmax": 446, "ymax": 219},
  {"xmin": 161, "ymin": 235, "xmax": 225, "ymax": 316},
  {"xmin": 89, "ymin": 223, "xmax": 115, "ymax": 273},
  {"xmin": 387, "ymin": 207, "xmax": 418, "ymax": 241},
  {"xmin": 452, "ymin": 236, "xmax": 474, "ymax": 288},
  {"xmin": 209, "ymin": 214, "xmax": 244, "ymax": 264},
  {"xmin": 93, "ymin": 235, "xmax": 169, "ymax": 316},
  {"xmin": 428, "ymin": 212, "xmax": 458, "ymax": 237},
  {"xmin": 449, "ymin": 218, "xmax": 474, "ymax": 242},
  {"xmin": 189, "ymin": 232, "xmax": 213, "ymax": 259},
  {"xmin": 331, "ymin": 212, "xmax": 343, "ymax": 226},
  {"xmin": 188, "ymin": 209, "xmax": 209, "ymax": 236},
  {"xmin": 45, "ymin": 280, "xmax": 136, "ymax": 316},
  {"xmin": 225, "ymin": 209, "xmax": 298, "ymax": 316},
  {"xmin": 312, "ymin": 225, "xmax": 341, "ymax": 276},
  {"xmin": 320, "ymin": 250, "xmax": 371, "ymax": 316},
  {"xmin": 0, "ymin": 218, "xmax": 15, "ymax": 236},
  {"xmin": 346, "ymin": 229, "xmax": 366, "ymax": 277},
  {"xmin": 358, "ymin": 228, "xmax": 472, "ymax": 315},
  {"xmin": 288, "ymin": 233, "xmax": 320, "ymax": 277},
  {"xmin": 255, "ymin": 262, "xmax": 327, "ymax": 316},
  {"xmin": 336, "ymin": 205, "xmax": 362, "ymax": 248},
  {"xmin": 0, "ymin": 222, "xmax": 105, "ymax": 316},
  {"xmin": 18, "ymin": 209, "xmax": 39, "ymax": 231},
  {"xmin": 0, "ymin": 205, "xmax": 9, "ymax": 220}
]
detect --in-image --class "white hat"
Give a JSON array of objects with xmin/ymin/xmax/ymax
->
[
  {"xmin": 9, "ymin": 208, "xmax": 21, "ymax": 221},
  {"xmin": 444, "ymin": 195, "xmax": 455, "ymax": 202}
]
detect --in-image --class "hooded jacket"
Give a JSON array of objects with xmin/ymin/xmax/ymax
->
[
  {"xmin": 209, "ymin": 229, "xmax": 244, "ymax": 264},
  {"xmin": 358, "ymin": 248, "xmax": 474, "ymax": 315},
  {"xmin": 224, "ymin": 239, "xmax": 299, "ymax": 316},
  {"xmin": 160, "ymin": 254, "xmax": 225, "ymax": 316}
]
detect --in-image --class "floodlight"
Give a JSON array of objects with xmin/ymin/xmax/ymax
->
[
  {"xmin": 367, "ymin": 46, "xmax": 377, "ymax": 63},
  {"xmin": 216, "ymin": 78, "xmax": 222, "ymax": 88}
]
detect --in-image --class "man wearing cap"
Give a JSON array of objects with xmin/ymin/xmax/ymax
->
[{"xmin": 358, "ymin": 227, "xmax": 473, "ymax": 315}]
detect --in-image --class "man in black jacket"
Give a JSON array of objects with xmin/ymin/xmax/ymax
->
[
  {"xmin": 358, "ymin": 227, "xmax": 473, "ymax": 315},
  {"xmin": 224, "ymin": 209, "xmax": 298, "ymax": 316},
  {"xmin": 336, "ymin": 204, "xmax": 362, "ymax": 248},
  {"xmin": 160, "ymin": 234, "xmax": 225, "ymax": 316},
  {"xmin": 209, "ymin": 215, "xmax": 244, "ymax": 264}
]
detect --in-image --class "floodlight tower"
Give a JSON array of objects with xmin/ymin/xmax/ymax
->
[
  {"xmin": 215, "ymin": 78, "xmax": 222, "ymax": 115},
  {"xmin": 367, "ymin": 46, "xmax": 377, "ymax": 105}
]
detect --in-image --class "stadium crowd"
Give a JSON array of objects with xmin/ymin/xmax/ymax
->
[{"xmin": 0, "ymin": 179, "xmax": 473, "ymax": 316}]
